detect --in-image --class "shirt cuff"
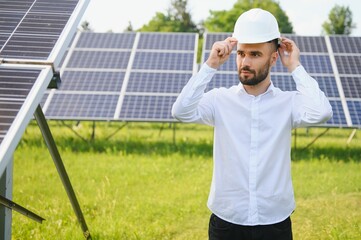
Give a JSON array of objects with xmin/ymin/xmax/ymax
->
[{"xmin": 202, "ymin": 63, "xmax": 218, "ymax": 74}]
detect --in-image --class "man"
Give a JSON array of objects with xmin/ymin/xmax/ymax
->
[{"xmin": 172, "ymin": 8, "xmax": 333, "ymax": 240}]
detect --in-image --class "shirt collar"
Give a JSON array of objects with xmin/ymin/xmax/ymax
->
[{"xmin": 236, "ymin": 81, "xmax": 277, "ymax": 97}]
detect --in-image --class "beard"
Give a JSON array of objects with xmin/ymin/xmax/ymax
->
[{"xmin": 238, "ymin": 61, "xmax": 271, "ymax": 86}]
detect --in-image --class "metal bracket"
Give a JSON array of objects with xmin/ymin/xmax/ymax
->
[{"xmin": 0, "ymin": 195, "xmax": 44, "ymax": 224}]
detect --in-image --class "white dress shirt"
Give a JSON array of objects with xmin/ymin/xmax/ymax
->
[{"xmin": 172, "ymin": 63, "xmax": 333, "ymax": 226}]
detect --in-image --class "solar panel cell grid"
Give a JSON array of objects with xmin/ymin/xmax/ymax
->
[
  {"xmin": 330, "ymin": 36, "xmax": 361, "ymax": 54},
  {"xmin": 119, "ymin": 95, "xmax": 176, "ymax": 121},
  {"xmin": 137, "ymin": 33, "xmax": 196, "ymax": 51},
  {"xmin": 66, "ymin": 51, "xmax": 131, "ymax": 69},
  {"xmin": 205, "ymin": 73, "xmax": 239, "ymax": 92},
  {"xmin": 340, "ymin": 76, "xmax": 361, "ymax": 98},
  {"xmin": 326, "ymin": 100, "xmax": 347, "ymax": 126},
  {"xmin": 282, "ymin": 35, "xmax": 328, "ymax": 53},
  {"xmin": 127, "ymin": 72, "xmax": 191, "ymax": 93},
  {"xmin": 132, "ymin": 52, "xmax": 194, "ymax": 71},
  {"xmin": 347, "ymin": 101, "xmax": 361, "ymax": 126},
  {"xmin": 334, "ymin": 55, "xmax": 361, "ymax": 75},
  {"xmin": 60, "ymin": 71, "xmax": 125, "ymax": 92},
  {"xmin": 271, "ymin": 75, "xmax": 297, "ymax": 91},
  {"xmin": 46, "ymin": 93, "xmax": 119, "ymax": 119},
  {"xmin": 76, "ymin": 32, "xmax": 136, "ymax": 49},
  {"xmin": 0, "ymin": 0, "xmax": 79, "ymax": 60}
]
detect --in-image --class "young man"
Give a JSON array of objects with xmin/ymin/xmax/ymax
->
[{"xmin": 172, "ymin": 8, "xmax": 333, "ymax": 240}]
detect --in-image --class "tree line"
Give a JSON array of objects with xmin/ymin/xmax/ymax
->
[{"xmin": 82, "ymin": 0, "xmax": 356, "ymax": 35}]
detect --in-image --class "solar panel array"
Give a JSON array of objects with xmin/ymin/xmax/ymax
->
[
  {"xmin": 0, "ymin": 0, "xmax": 89, "ymax": 174},
  {"xmin": 40, "ymin": 31, "xmax": 361, "ymax": 128},
  {"xmin": 202, "ymin": 33, "xmax": 361, "ymax": 128},
  {"xmin": 43, "ymin": 32, "xmax": 198, "ymax": 121}
]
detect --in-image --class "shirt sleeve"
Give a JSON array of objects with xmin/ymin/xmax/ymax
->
[
  {"xmin": 171, "ymin": 63, "xmax": 217, "ymax": 125},
  {"xmin": 291, "ymin": 65, "xmax": 333, "ymax": 128}
]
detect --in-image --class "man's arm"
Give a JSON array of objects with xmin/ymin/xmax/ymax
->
[
  {"xmin": 279, "ymin": 37, "xmax": 333, "ymax": 127},
  {"xmin": 172, "ymin": 37, "xmax": 237, "ymax": 124}
]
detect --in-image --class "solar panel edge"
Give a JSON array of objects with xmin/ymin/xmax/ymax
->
[
  {"xmin": 0, "ymin": 65, "xmax": 53, "ymax": 175},
  {"xmin": 49, "ymin": 0, "xmax": 90, "ymax": 68}
]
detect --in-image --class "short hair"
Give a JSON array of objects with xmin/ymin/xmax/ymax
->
[{"xmin": 267, "ymin": 38, "xmax": 279, "ymax": 52}]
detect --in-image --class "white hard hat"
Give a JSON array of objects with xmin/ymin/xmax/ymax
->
[{"xmin": 232, "ymin": 8, "xmax": 281, "ymax": 44}]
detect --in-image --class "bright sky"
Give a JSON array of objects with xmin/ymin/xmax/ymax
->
[{"xmin": 80, "ymin": 0, "xmax": 361, "ymax": 36}]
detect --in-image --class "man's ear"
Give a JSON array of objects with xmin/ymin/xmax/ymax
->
[{"xmin": 270, "ymin": 51, "xmax": 279, "ymax": 66}]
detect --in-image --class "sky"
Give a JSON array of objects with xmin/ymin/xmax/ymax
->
[{"xmin": 80, "ymin": 0, "xmax": 361, "ymax": 36}]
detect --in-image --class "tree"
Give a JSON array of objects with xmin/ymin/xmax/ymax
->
[
  {"xmin": 80, "ymin": 20, "xmax": 92, "ymax": 31},
  {"xmin": 139, "ymin": 0, "xmax": 199, "ymax": 32},
  {"xmin": 203, "ymin": 0, "xmax": 293, "ymax": 33},
  {"xmin": 124, "ymin": 21, "xmax": 134, "ymax": 32},
  {"xmin": 322, "ymin": 5, "xmax": 356, "ymax": 35}
]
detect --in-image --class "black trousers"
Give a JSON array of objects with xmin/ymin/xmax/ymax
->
[{"xmin": 209, "ymin": 213, "xmax": 293, "ymax": 240}]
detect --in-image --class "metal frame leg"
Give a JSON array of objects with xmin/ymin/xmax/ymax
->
[{"xmin": 34, "ymin": 105, "xmax": 91, "ymax": 240}]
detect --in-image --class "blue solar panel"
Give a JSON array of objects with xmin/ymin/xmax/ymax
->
[
  {"xmin": 119, "ymin": 95, "xmax": 177, "ymax": 121},
  {"xmin": 138, "ymin": 33, "xmax": 196, "ymax": 50},
  {"xmin": 45, "ymin": 93, "xmax": 119, "ymax": 120},
  {"xmin": 330, "ymin": 36, "xmax": 361, "ymax": 54},
  {"xmin": 205, "ymin": 73, "xmax": 239, "ymax": 92},
  {"xmin": 335, "ymin": 56, "xmax": 361, "ymax": 75},
  {"xmin": 271, "ymin": 75, "xmax": 296, "ymax": 91},
  {"xmin": 282, "ymin": 35, "xmax": 328, "ymax": 53},
  {"xmin": 60, "ymin": 71, "xmax": 125, "ymax": 92},
  {"xmin": 313, "ymin": 76, "xmax": 339, "ymax": 98},
  {"xmin": 326, "ymin": 100, "xmax": 347, "ymax": 126},
  {"xmin": 0, "ymin": 0, "xmax": 79, "ymax": 60},
  {"xmin": 300, "ymin": 55, "xmax": 333, "ymax": 74},
  {"xmin": 76, "ymin": 32, "xmax": 136, "ymax": 49},
  {"xmin": 347, "ymin": 100, "xmax": 361, "ymax": 126},
  {"xmin": 340, "ymin": 76, "xmax": 361, "ymax": 98},
  {"xmin": 66, "ymin": 51, "xmax": 131, "ymax": 69},
  {"xmin": 127, "ymin": 72, "xmax": 191, "ymax": 93},
  {"xmin": 204, "ymin": 33, "xmax": 230, "ymax": 50},
  {"xmin": 132, "ymin": 52, "xmax": 194, "ymax": 71}
]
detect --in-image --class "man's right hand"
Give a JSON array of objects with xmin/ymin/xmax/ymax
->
[{"xmin": 206, "ymin": 37, "xmax": 238, "ymax": 69}]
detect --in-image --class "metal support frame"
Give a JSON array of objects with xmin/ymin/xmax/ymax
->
[
  {"xmin": 0, "ymin": 195, "xmax": 44, "ymax": 223},
  {"xmin": 0, "ymin": 158, "xmax": 12, "ymax": 240},
  {"xmin": 347, "ymin": 129, "xmax": 357, "ymax": 145},
  {"xmin": 34, "ymin": 106, "xmax": 91, "ymax": 240}
]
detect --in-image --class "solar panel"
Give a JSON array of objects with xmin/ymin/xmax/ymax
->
[
  {"xmin": 347, "ymin": 100, "xmax": 361, "ymax": 126},
  {"xmin": 325, "ymin": 100, "xmax": 347, "ymax": 126},
  {"xmin": 282, "ymin": 35, "xmax": 328, "ymax": 53},
  {"xmin": 132, "ymin": 52, "xmax": 195, "ymax": 71},
  {"xmin": 0, "ymin": 0, "xmax": 79, "ymax": 61},
  {"xmin": 340, "ymin": 76, "xmax": 361, "ymax": 98},
  {"xmin": 44, "ymin": 32, "xmax": 198, "ymax": 121},
  {"xmin": 127, "ymin": 72, "xmax": 192, "ymax": 93},
  {"xmin": 119, "ymin": 95, "xmax": 177, "ymax": 121},
  {"xmin": 76, "ymin": 32, "xmax": 136, "ymax": 49},
  {"xmin": 60, "ymin": 71, "xmax": 125, "ymax": 92},
  {"xmin": 0, "ymin": 64, "xmax": 53, "ymax": 172},
  {"xmin": 334, "ymin": 55, "xmax": 361, "ymax": 75},
  {"xmin": 329, "ymin": 36, "xmax": 361, "ymax": 54},
  {"xmin": 66, "ymin": 50, "xmax": 131, "ymax": 69},
  {"xmin": 0, "ymin": 0, "xmax": 90, "ymax": 174},
  {"xmin": 45, "ymin": 93, "xmax": 119, "ymax": 120}
]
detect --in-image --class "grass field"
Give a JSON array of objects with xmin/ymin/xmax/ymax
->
[{"xmin": 10, "ymin": 121, "xmax": 361, "ymax": 239}]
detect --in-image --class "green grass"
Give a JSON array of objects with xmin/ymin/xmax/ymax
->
[{"xmin": 10, "ymin": 121, "xmax": 361, "ymax": 239}]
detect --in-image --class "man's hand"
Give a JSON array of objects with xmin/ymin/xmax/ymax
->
[
  {"xmin": 278, "ymin": 37, "xmax": 301, "ymax": 72},
  {"xmin": 206, "ymin": 37, "xmax": 238, "ymax": 69}
]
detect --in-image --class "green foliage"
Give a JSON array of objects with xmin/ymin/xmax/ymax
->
[
  {"xmin": 322, "ymin": 5, "xmax": 356, "ymax": 35},
  {"xmin": 11, "ymin": 122, "xmax": 361, "ymax": 239},
  {"xmin": 139, "ymin": 0, "xmax": 198, "ymax": 32},
  {"xmin": 203, "ymin": 0, "xmax": 293, "ymax": 33}
]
